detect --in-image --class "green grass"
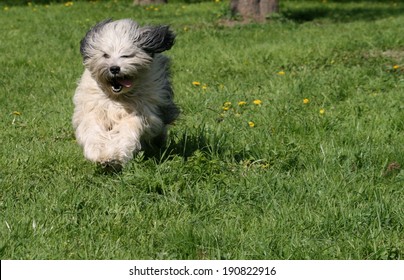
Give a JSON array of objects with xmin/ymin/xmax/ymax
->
[{"xmin": 0, "ymin": 0, "xmax": 403, "ymax": 259}]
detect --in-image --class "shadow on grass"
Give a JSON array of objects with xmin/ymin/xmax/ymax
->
[
  {"xmin": 156, "ymin": 127, "xmax": 225, "ymax": 162},
  {"xmin": 282, "ymin": 2, "xmax": 404, "ymax": 23},
  {"xmin": 95, "ymin": 127, "xmax": 225, "ymax": 174}
]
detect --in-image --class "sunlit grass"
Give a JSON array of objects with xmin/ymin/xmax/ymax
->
[{"xmin": 0, "ymin": 0, "xmax": 403, "ymax": 259}]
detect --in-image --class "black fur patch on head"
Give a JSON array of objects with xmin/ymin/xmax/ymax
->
[
  {"xmin": 138, "ymin": 25, "xmax": 175, "ymax": 54},
  {"xmin": 80, "ymin": 19, "xmax": 113, "ymax": 61}
]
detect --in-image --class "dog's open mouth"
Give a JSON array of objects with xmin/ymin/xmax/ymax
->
[{"xmin": 111, "ymin": 78, "xmax": 133, "ymax": 93}]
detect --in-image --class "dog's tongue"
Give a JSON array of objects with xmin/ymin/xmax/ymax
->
[{"xmin": 118, "ymin": 79, "xmax": 133, "ymax": 88}]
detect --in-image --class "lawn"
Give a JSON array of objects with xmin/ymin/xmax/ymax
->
[{"xmin": 0, "ymin": 0, "xmax": 403, "ymax": 259}]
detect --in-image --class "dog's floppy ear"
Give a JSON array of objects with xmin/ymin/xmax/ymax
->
[
  {"xmin": 80, "ymin": 19, "xmax": 113, "ymax": 61},
  {"xmin": 137, "ymin": 25, "xmax": 175, "ymax": 54}
]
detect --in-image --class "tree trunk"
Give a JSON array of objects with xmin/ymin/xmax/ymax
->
[
  {"xmin": 134, "ymin": 0, "xmax": 167, "ymax": 5},
  {"xmin": 230, "ymin": 0, "xmax": 279, "ymax": 22}
]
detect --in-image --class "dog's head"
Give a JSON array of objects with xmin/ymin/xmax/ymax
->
[{"xmin": 80, "ymin": 19, "xmax": 175, "ymax": 95}]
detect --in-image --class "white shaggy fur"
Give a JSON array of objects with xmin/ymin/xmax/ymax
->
[{"xmin": 73, "ymin": 19, "xmax": 179, "ymax": 168}]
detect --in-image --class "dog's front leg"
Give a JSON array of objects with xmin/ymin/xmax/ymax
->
[
  {"xmin": 75, "ymin": 114, "xmax": 143, "ymax": 166},
  {"xmin": 105, "ymin": 116, "xmax": 144, "ymax": 165},
  {"xmin": 74, "ymin": 117, "xmax": 115, "ymax": 164}
]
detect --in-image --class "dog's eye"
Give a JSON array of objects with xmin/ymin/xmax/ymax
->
[
  {"xmin": 120, "ymin": 55, "xmax": 133, "ymax": 58},
  {"xmin": 103, "ymin": 53, "xmax": 110, "ymax": 59}
]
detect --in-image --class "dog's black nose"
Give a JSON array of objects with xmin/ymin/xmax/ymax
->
[{"xmin": 110, "ymin": 66, "xmax": 120, "ymax": 75}]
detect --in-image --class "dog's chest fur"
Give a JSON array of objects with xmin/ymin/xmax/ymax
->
[{"xmin": 73, "ymin": 68, "xmax": 165, "ymax": 141}]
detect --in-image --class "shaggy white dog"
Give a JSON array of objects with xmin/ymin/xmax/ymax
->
[{"xmin": 72, "ymin": 19, "xmax": 179, "ymax": 169}]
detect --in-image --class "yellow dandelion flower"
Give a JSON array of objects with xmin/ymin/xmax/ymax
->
[
  {"xmin": 238, "ymin": 101, "xmax": 247, "ymax": 106},
  {"xmin": 393, "ymin": 65, "xmax": 400, "ymax": 70},
  {"xmin": 319, "ymin": 108, "xmax": 325, "ymax": 114},
  {"xmin": 4, "ymin": 6, "xmax": 9, "ymax": 11},
  {"xmin": 303, "ymin": 98, "xmax": 310, "ymax": 104},
  {"xmin": 202, "ymin": 84, "xmax": 208, "ymax": 90},
  {"xmin": 248, "ymin": 121, "xmax": 255, "ymax": 128},
  {"xmin": 253, "ymin": 99, "xmax": 262, "ymax": 105},
  {"xmin": 12, "ymin": 111, "xmax": 21, "ymax": 116},
  {"xmin": 222, "ymin": 101, "xmax": 231, "ymax": 111},
  {"xmin": 154, "ymin": 7, "xmax": 159, "ymax": 11},
  {"xmin": 64, "ymin": 1, "xmax": 73, "ymax": 7},
  {"xmin": 192, "ymin": 81, "xmax": 201, "ymax": 86},
  {"xmin": 278, "ymin": 71, "xmax": 285, "ymax": 75},
  {"xmin": 183, "ymin": 26, "xmax": 189, "ymax": 32}
]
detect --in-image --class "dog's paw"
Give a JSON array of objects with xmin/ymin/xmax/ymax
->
[
  {"xmin": 83, "ymin": 143, "xmax": 122, "ymax": 164},
  {"xmin": 83, "ymin": 144, "xmax": 106, "ymax": 163},
  {"xmin": 85, "ymin": 141, "xmax": 138, "ymax": 167}
]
